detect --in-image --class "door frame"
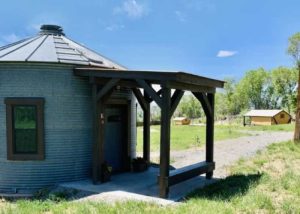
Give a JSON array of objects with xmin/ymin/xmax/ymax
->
[{"xmin": 103, "ymin": 99, "xmax": 132, "ymax": 172}]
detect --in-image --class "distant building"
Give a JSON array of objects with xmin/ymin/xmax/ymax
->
[
  {"xmin": 173, "ymin": 117, "xmax": 191, "ymax": 125},
  {"xmin": 243, "ymin": 110, "xmax": 292, "ymax": 126}
]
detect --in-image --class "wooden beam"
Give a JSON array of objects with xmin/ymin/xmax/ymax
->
[
  {"xmin": 167, "ymin": 82, "xmax": 216, "ymax": 93},
  {"xmin": 94, "ymin": 78, "xmax": 140, "ymax": 88},
  {"xmin": 145, "ymin": 88, "xmax": 162, "ymax": 103},
  {"xmin": 74, "ymin": 68, "xmax": 225, "ymax": 88},
  {"xmin": 143, "ymin": 92, "xmax": 151, "ymax": 164},
  {"xmin": 132, "ymin": 88, "xmax": 148, "ymax": 111},
  {"xmin": 170, "ymin": 90, "xmax": 184, "ymax": 118},
  {"xmin": 136, "ymin": 79, "xmax": 162, "ymax": 108},
  {"xmin": 96, "ymin": 78, "xmax": 120, "ymax": 100},
  {"xmin": 98, "ymin": 101, "xmax": 105, "ymax": 182},
  {"xmin": 92, "ymin": 84, "xmax": 102, "ymax": 184},
  {"xmin": 205, "ymin": 93, "xmax": 215, "ymax": 179},
  {"xmin": 192, "ymin": 92, "xmax": 212, "ymax": 117},
  {"xmin": 132, "ymin": 88, "xmax": 151, "ymax": 163},
  {"xmin": 168, "ymin": 162, "xmax": 215, "ymax": 186},
  {"xmin": 159, "ymin": 86, "xmax": 171, "ymax": 198}
]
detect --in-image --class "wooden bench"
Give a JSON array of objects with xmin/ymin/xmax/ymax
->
[{"xmin": 167, "ymin": 161, "xmax": 215, "ymax": 187}]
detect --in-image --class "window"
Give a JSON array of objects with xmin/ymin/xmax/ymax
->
[
  {"xmin": 280, "ymin": 113, "xmax": 285, "ymax": 119},
  {"xmin": 5, "ymin": 98, "xmax": 45, "ymax": 160}
]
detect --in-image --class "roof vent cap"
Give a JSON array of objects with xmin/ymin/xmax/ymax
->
[{"xmin": 39, "ymin": 24, "xmax": 65, "ymax": 36}]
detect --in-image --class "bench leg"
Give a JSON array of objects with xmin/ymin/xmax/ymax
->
[{"xmin": 206, "ymin": 171, "xmax": 213, "ymax": 179}]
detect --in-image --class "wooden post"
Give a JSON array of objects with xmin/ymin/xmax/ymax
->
[
  {"xmin": 206, "ymin": 93, "xmax": 214, "ymax": 179},
  {"xmin": 98, "ymin": 100, "xmax": 105, "ymax": 182},
  {"xmin": 92, "ymin": 84, "xmax": 100, "ymax": 184},
  {"xmin": 132, "ymin": 88, "xmax": 151, "ymax": 164},
  {"xmin": 159, "ymin": 86, "xmax": 171, "ymax": 198},
  {"xmin": 143, "ymin": 92, "xmax": 151, "ymax": 164},
  {"xmin": 243, "ymin": 116, "xmax": 246, "ymax": 126}
]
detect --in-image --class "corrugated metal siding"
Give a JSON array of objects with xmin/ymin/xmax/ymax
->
[{"xmin": 0, "ymin": 63, "xmax": 135, "ymax": 192}]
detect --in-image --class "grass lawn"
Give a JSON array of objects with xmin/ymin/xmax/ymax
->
[
  {"xmin": 136, "ymin": 125, "xmax": 249, "ymax": 152},
  {"xmin": 237, "ymin": 123, "xmax": 294, "ymax": 132},
  {"xmin": 1, "ymin": 141, "xmax": 299, "ymax": 213}
]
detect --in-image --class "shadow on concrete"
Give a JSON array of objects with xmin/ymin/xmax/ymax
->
[
  {"xmin": 184, "ymin": 173, "xmax": 263, "ymax": 201},
  {"xmin": 58, "ymin": 167, "xmax": 218, "ymax": 204}
]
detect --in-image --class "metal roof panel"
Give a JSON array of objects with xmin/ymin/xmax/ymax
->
[
  {"xmin": 0, "ymin": 37, "xmax": 38, "ymax": 58},
  {"xmin": 27, "ymin": 36, "xmax": 58, "ymax": 62},
  {"xmin": 0, "ymin": 36, "xmax": 46, "ymax": 61},
  {"xmin": 244, "ymin": 110, "xmax": 286, "ymax": 117}
]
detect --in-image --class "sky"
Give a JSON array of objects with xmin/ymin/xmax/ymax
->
[{"xmin": 0, "ymin": 0, "xmax": 300, "ymax": 80}]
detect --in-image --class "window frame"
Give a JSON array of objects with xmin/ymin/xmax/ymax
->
[{"xmin": 5, "ymin": 98, "xmax": 45, "ymax": 161}]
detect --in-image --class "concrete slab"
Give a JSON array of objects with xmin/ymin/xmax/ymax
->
[{"xmin": 60, "ymin": 167, "xmax": 217, "ymax": 205}]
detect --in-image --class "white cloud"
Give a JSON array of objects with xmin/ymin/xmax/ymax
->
[
  {"xmin": 175, "ymin": 11, "xmax": 186, "ymax": 22},
  {"xmin": 217, "ymin": 50, "xmax": 238, "ymax": 58},
  {"xmin": 114, "ymin": 0, "xmax": 148, "ymax": 19},
  {"xmin": 2, "ymin": 33, "xmax": 21, "ymax": 43},
  {"xmin": 105, "ymin": 24, "xmax": 125, "ymax": 31}
]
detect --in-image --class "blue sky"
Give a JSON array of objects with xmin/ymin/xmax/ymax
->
[{"xmin": 0, "ymin": 0, "xmax": 300, "ymax": 80}]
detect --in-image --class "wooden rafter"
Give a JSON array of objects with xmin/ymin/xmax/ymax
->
[
  {"xmin": 192, "ymin": 92, "xmax": 212, "ymax": 117},
  {"xmin": 132, "ymin": 88, "xmax": 148, "ymax": 111},
  {"xmin": 170, "ymin": 89, "xmax": 184, "ymax": 118},
  {"xmin": 136, "ymin": 79, "xmax": 162, "ymax": 108},
  {"xmin": 145, "ymin": 88, "xmax": 162, "ymax": 103},
  {"xmin": 96, "ymin": 78, "xmax": 120, "ymax": 100}
]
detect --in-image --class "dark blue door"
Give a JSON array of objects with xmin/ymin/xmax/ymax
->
[{"xmin": 104, "ymin": 106, "xmax": 127, "ymax": 172}]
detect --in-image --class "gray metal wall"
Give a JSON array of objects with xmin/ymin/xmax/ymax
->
[{"xmin": 0, "ymin": 63, "xmax": 136, "ymax": 193}]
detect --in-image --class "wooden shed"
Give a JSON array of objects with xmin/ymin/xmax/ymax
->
[
  {"xmin": 173, "ymin": 117, "xmax": 191, "ymax": 125},
  {"xmin": 243, "ymin": 110, "xmax": 292, "ymax": 126}
]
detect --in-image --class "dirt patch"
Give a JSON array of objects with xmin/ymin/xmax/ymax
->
[{"xmin": 263, "ymin": 159, "xmax": 286, "ymax": 177}]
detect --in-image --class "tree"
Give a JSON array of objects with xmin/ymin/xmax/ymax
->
[
  {"xmin": 271, "ymin": 67, "xmax": 297, "ymax": 113},
  {"xmin": 177, "ymin": 94, "xmax": 203, "ymax": 119},
  {"xmin": 287, "ymin": 32, "xmax": 300, "ymax": 141},
  {"xmin": 235, "ymin": 68, "xmax": 271, "ymax": 109}
]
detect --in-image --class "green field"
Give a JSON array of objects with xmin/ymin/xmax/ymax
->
[
  {"xmin": 1, "ymin": 140, "xmax": 299, "ymax": 213},
  {"xmin": 136, "ymin": 123, "xmax": 294, "ymax": 152},
  {"xmin": 241, "ymin": 123, "xmax": 294, "ymax": 132},
  {"xmin": 136, "ymin": 125, "xmax": 249, "ymax": 152}
]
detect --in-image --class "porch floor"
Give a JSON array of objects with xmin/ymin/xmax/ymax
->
[{"xmin": 60, "ymin": 166, "xmax": 216, "ymax": 205}]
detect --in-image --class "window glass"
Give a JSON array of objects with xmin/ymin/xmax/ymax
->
[{"xmin": 13, "ymin": 106, "xmax": 37, "ymax": 154}]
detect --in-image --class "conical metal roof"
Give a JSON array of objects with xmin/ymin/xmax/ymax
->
[{"xmin": 0, "ymin": 25, "xmax": 125, "ymax": 69}]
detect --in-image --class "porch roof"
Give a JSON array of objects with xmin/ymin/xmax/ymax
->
[
  {"xmin": 74, "ymin": 67, "xmax": 224, "ymax": 92},
  {"xmin": 74, "ymin": 66, "xmax": 222, "ymax": 199}
]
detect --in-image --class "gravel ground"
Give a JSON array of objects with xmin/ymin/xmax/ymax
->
[
  {"xmin": 158, "ymin": 131, "xmax": 293, "ymax": 177},
  {"xmin": 59, "ymin": 131, "xmax": 293, "ymax": 204}
]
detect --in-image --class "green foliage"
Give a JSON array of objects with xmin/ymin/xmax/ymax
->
[
  {"xmin": 271, "ymin": 67, "xmax": 297, "ymax": 113},
  {"xmin": 287, "ymin": 32, "xmax": 300, "ymax": 66},
  {"xmin": 176, "ymin": 95, "xmax": 203, "ymax": 118},
  {"xmin": 235, "ymin": 68, "xmax": 272, "ymax": 109},
  {"xmin": 216, "ymin": 66, "xmax": 297, "ymax": 118}
]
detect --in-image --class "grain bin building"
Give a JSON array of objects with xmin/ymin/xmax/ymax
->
[
  {"xmin": 0, "ymin": 25, "xmax": 137, "ymax": 193},
  {"xmin": 0, "ymin": 25, "xmax": 224, "ymax": 198},
  {"xmin": 243, "ymin": 110, "xmax": 292, "ymax": 126}
]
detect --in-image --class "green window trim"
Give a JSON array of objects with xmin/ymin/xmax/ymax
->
[{"xmin": 5, "ymin": 98, "xmax": 45, "ymax": 161}]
